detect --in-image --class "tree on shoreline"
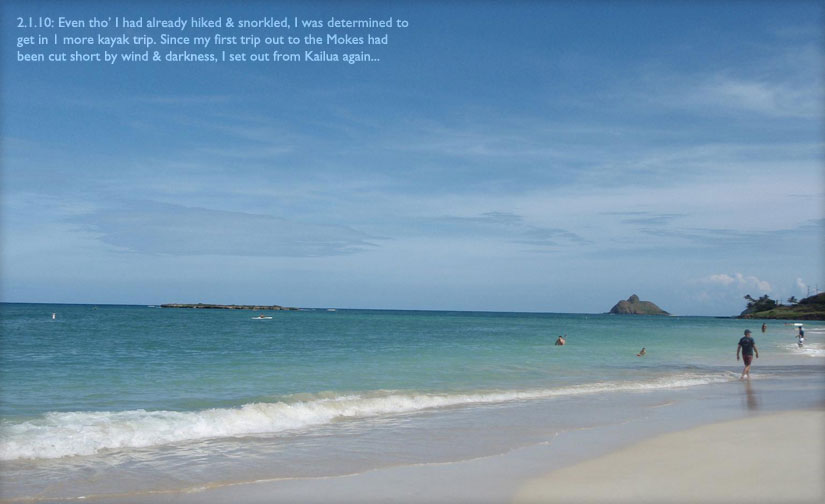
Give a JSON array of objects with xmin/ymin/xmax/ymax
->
[
  {"xmin": 743, "ymin": 294, "xmax": 777, "ymax": 314},
  {"xmin": 738, "ymin": 292, "xmax": 825, "ymax": 320}
]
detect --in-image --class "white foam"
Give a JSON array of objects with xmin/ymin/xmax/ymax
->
[
  {"xmin": 799, "ymin": 344, "xmax": 825, "ymax": 357},
  {"xmin": 780, "ymin": 342, "xmax": 825, "ymax": 358},
  {"xmin": 0, "ymin": 372, "xmax": 735, "ymax": 461}
]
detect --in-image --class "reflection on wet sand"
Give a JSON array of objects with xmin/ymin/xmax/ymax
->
[{"xmin": 744, "ymin": 379, "xmax": 760, "ymax": 411}]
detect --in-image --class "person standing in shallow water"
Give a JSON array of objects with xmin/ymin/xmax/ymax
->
[
  {"xmin": 761, "ymin": 323, "xmax": 766, "ymax": 333},
  {"xmin": 737, "ymin": 329, "xmax": 759, "ymax": 380}
]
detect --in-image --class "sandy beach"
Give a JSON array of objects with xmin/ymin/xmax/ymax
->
[
  {"xmin": 515, "ymin": 409, "xmax": 825, "ymax": 504},
  {"xmin": 84, "ymin": 408, "xmax": 824, "ymax": 504}
]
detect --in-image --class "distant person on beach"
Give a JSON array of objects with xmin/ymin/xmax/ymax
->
[
  {"xmin": 636, "ymin": 347, "xmax": 646, "ymax": 357},
  {"xmin": 761, "ymin": 323, "xmax": 766, "ymax": 333},
  {"xmin": 555, "ymin": 335, "xmax": 566, "ymax": 346},
  {"xmin": 737, "ymin": 329, "xmax": 759, "ymax": 380},
  {"xmin": 797, "ymin": 326, "xmax": 805, "ymax": 347}
]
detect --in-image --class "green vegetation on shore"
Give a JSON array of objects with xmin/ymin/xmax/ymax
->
[{"xmin": 738, "ymin": 292, "xmax": 825, "ymax": 320}]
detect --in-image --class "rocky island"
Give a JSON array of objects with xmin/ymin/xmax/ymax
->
[
  {"xmin": 608, "ymin": 294, "xmax": 669, "ymax": 315},
  {"xmin": 161, "ymin": 303, "xmax": 299, "ymax": 311}
]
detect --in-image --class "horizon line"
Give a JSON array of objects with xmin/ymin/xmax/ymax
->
[{"xmin": 0, "ymin": 300, "xmax": 735, "ymax": 318}]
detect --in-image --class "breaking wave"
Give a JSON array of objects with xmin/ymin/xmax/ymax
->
[{"xmin": 0, "ymin": 371, "xmax": 736, "ymax": 460}]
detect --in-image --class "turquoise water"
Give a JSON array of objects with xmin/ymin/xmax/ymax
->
[{"xmin": 1, "ymin": 303, "xmax": 823, "ymax": 500}]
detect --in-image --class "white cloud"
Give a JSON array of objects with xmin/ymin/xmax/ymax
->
[
  {"xmin": 740, "ymin": 273, "xmax": 772, "ymax": 292},
  {"xmin": 633, "ymin": 36, "xmax": 824, "ymax": 121},
  {"xmin": 705, "ymin": 273, "xmax": 736, "ymax": 286},
  {"xmin": 796, "ymin": 277, "xmax": 809, "ymax": 294},
  {"xmin": 73, "ymin": 202, "xmax": 381, "ymax": 258},
  {"xmin": 697, "ymin": 77, "xmax": 820, "ymax": 119},
  {"xmin": 698, "ymin": 273, "xmax": 771, "ymax": 292}
]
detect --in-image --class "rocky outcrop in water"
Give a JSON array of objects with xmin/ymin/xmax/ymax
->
[
  {"xmin": 608, "ymin": 294, "xmax": 669, "ymax": 315},
  {"xmin": 161, "ymin": 303, "xmax": 298, "ymax": 310}
]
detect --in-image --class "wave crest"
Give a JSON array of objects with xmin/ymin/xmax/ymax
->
[{"xmin": 0, "ymin": 372, "xmax": 735, "ymax": 460}]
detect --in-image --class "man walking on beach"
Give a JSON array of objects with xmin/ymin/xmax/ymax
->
[{"xmin": 737, "ymin": 329, "xmax": 759, "ymax": 380}]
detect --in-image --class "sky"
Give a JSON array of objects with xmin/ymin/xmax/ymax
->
[{"xmin": 1, "ymin": 1, "xmax": 823, "ymax": 315}]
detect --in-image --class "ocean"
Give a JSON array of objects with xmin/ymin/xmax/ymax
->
[{"xmin": 1, "ymin": 303, "xmax": 823, "ymax": 502}]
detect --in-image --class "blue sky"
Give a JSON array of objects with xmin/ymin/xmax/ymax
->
[{"xmin": 2, "ymin": 1, "xmax": 823, "ymax": 315}]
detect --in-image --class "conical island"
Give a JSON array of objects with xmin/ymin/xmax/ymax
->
[{"xmin": 609, "ymin": 294, "xmax": 669, "ymax": 315}]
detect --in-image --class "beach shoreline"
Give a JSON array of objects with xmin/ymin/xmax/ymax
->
[
  {"xmin": 74, "ymin": 380, "xmax": 824, "ymax": 504},
  {"xmin": 2, "ymin": 306, "xmax": 823, "ymax": 504},
  {"xmin": 76, "ymin": 409, "xmax": 825, "ymax": 504}
]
